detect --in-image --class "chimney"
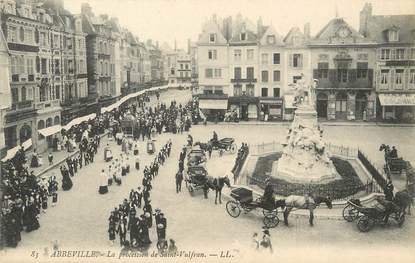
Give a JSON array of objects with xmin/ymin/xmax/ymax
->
[
  {"xmin": 187, "ymin": 39, "xmax": 191, "ymax": 54},
  {"xmin": 304, "ymin": 23, "xmax": 310, "ymax": 39},
  {"xmin": 81, "ymin": 3, "xmax": 93, "ymax": 17},
  {"xmin": 359, "ymin": 3, "xmax": 372, "ymax": 37},
  {"xmin": 212, "ymin": 14, "xmax": 217, "ymax": 24},
  {"xmin": 257, "ymin": 17, "xmax": 263, "ymax": 36}
]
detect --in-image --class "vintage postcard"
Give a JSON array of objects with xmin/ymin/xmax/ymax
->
[{"xmin": 0, "ymin": 0, "xmax": 414, "ymax": 262}]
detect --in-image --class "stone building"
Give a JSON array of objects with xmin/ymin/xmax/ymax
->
[
  {"xmin": 1, "ymin": 0, "xmax": 62, "ymax": 151},
  {"xmin": 81, "ymin": 3, "xmax": 117, "ymax": 109},
  {"xmin": 309, "ymin": 17, "xmax": 377, "ymax": 121},
  {"xmin": 0, "ymin": 28, "xmax": 11, "ymax": 158},
  {"xmin": 359, "ymin": 3, "xmax": 415, "ymax": 122}
]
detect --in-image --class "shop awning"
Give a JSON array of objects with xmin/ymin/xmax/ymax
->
[
  {"xmin": 1, "ymin": 139, "xmax": 32, "ymax": 162},
  {"xmin": 198, "ymin": 99, "xmax": 228, "ymax": 110},
  {"xmin": 284, "ymin": 95, "xmax": 297, "ymax": 109},
  {"xmin": 38, "ymin": 125, "xmax": 62, "ymax": 137},
  {"xmin": 378, "ymin": 94, "xmax": 415, "ymax": 106}
]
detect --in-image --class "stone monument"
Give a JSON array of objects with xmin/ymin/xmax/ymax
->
[{"xmin": 271, "ymin": 78, "xmax": 341, "ymax": 184}]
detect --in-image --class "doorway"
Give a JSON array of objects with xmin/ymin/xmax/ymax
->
[{"xmin": 317, "ymin": 92, "xmax": 328, "ymax": 118}]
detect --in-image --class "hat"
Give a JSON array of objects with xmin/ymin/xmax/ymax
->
[
  {"xmin": 157, "ymin": 224, "xmax": 164, "ymax": 229},
  {"xmin": 155, "ymin": 208, "xmax": 161, "ymax": 212},
  {"xmin": 263, "ymin": 229, "xmax": 270, "ymax": 235}
]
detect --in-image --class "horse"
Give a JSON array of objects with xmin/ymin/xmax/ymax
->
[
  {"xmin": 282, "ymin": 195, "xmax": 332, "ymax": 226},
  {"xmin": 379, "ymin": 144, "xmax": 391, "ymax": 163},
  {"xmin": 194, "ymin": 141, "xmax": 210, "ymax": 152},
  {"xmin": 394, "ymin": 189, "xmax": 414, "ymax": 215},
  {"xmin": 205, "ymin": 175, "xmax": 231, "ymax": 204}
]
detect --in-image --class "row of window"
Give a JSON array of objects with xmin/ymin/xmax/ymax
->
[
  {"xmin": 380, "ymin": 48, "xmax": 415, "ymax": 60},
  {"xmin": 380, "ymin": 69, "xmax": 415, "ymax": 85},
  {"xmin": 10, "ymin": 80, "xmax": 88, "ymax": 104},
  {"xmin": 98, "ymin": 81, "xmax": 116, "ymax": 97},
  {"xmin": 98, "ymin": 61, "xmax": 115, "ymax": 76},
  {"xmin": 205, "ymin": 68, "xmax": 222, "ymax": 78},
  {"xmin": 207, "ymin": 49, "xmax": 302, "ymax": 68},
  {"xmin": 261, "ymin": 70, "xmax": 281, "ymax": 82},
  {"xmin": 10, "ymin": 55, "xmax": 86, "ymax": 76}
]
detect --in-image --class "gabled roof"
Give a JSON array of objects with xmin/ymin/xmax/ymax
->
[
  {"xmin": 283, "ymin": 26, "xmax": 307, "ymax": 46},
  {"xmin": 259, "ymin": 25, "xmax": 285, "ymax": 46},
  {"xmin": 229, "ymin": 17, "xmax": 257, "ymax": 43},
  {"xmin": 197, "ymin": 18, "xmax": 227, "ymax": 45},
  {"xmin": 366, "ymin": 14, "xmax": 415, "ymax": 44},
  {"xmin": 309, "ymin": 18, "xmax": 374, "ymax": 45}
]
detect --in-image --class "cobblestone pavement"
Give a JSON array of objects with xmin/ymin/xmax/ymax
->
[{"xmin": 2, "ymin": 89, "xmax": 414, "ymax": 263}]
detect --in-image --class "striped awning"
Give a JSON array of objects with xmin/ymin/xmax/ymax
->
[{"xmin": 378, "ymin": 94, "xmax": 415, "ymax": 106}]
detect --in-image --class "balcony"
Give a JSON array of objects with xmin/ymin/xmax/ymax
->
[
  {"xmin": 231, "ymin": 78, "xmax": 257, "ymax": 83},
  {"xmin": 10, "ymin": 100, "xmax": 34, "ymax": 111},
  {"xmin": 313, "ymin": 69, "xmax": 373, "ymax": 90},
  {"xmin": 35, "ymin": 99, "xmax": 61, "ymax": 111},
  {"xmin": 8, "ymin": 43, "xmax": 39, "ymax": 53},
  {"xmin": 98, "ymin": 53, "xmax": 111, "ymax": 60}
]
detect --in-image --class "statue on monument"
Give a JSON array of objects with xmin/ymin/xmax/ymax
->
[{"xmin": 272, "ymin": 75, "xmax": 340, "ymax": 184}]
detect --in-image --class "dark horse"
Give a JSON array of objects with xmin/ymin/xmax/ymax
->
[
  {"xmin": 394, "ymin": 189, "xmax": 414, "ymax": 215},
  {"xmin": 205, "ymin": 175, "xmax": 231, "ymax": 204},
  {"xmin": 282, "ymin": 195, "xmax": 332, "ymax": 226},
  {"xmin": 194, "ymin": 141, "xmax": 210, "ymax": 152}
]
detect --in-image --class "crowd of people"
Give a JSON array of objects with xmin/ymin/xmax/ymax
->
[
  {"xmin": 1, "ymin": 149, "xmax": 59, "ymax": 247},
  {"xmin": 107, "ymin": 140, "xmax": 177, "ymax": 255}
]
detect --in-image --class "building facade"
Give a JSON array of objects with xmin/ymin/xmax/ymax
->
[
  {"xmin": 359, "ymin": 3, "xmax": 415, "ymax": 122},
  {"xmin": 0, "ymin": 28, "xmax": 11, "ymax": 158},
  {"xmin": 1, "ymin": 0, "xmax": 63, "ymax": 151},
  {"xmin": 81, "ymin": 4, "xmax": 117, "ymax": 110},
  {"xmin": 309, "ymin": 17, "xmax": 377, "ymax": 121},
  {"xmin": 258, "ymin": 22, "xmax": 285, "ymax": 120}
]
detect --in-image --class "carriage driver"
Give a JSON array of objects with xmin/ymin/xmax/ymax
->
[
  {"xmin": 211, "ymin": 131, "xmax": 218, "ymax": 146},
  {"xmin": 261, "ymin": 178, "xmax": 275, "ymax": 210}
]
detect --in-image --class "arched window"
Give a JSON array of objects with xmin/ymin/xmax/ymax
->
[
  {"xmin": 46, "ymin": 117, "xmax": 53, "ymax": 127},
  {"xmin": 54, "ymin": 116, "xmax": 60, "ymax": 125}
]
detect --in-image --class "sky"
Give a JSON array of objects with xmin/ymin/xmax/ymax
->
[{"xmin": 64, "ymin": 0, "xmax": 415, "ymax": 50}]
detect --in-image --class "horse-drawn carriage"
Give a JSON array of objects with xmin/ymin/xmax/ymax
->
[
  {"xmin": 184, "ymin": 166, "xmax": 208, "ymax": 195},
  {"xmin": 379, "ymin": 144, "xmax": 407, "ymax": 176},
  {"xmin": 226, "ymin": 186, "xmax": 280, "ymax": 228},
  {"xmin": 195, "ymin": 138, "xmax": 237, "ymax": 156},
  {"xmin": 342, "ymin": 196, "xmax": 407, "ymax": 232},
  {"xmin": 187, "ymin": 149, "xmax": 207, "ymax": 167}
]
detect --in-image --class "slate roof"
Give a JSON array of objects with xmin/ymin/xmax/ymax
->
[{"xmin": 366, "ymin": 14, "xmax": 415, "ymax": 44}]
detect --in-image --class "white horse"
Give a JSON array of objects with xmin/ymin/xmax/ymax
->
[{"xmin": 282, "ymin": 195, "xmax": 332, "ymax": 226}]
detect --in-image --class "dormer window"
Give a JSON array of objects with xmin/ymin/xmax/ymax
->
[
  {"xmin": 240, "ymin": 33, "xmax": 246, "ymax": 41},
  {"xmin": 209, "ymin": 33, "xmax": 216, "ymax": 43},
  {"xmin": 388, "ymin": 29, "xmax": 399, "ymax": 42},
  {"xmin": 267, "ymin": 35, "xmax": 275, "ymax": 44}
]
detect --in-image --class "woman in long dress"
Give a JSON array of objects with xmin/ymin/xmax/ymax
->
[
  {"xmin": 61, "ymin": 166, "xmax": 73, "ymax": 191},
  {"xmin": 99, "ymin": 169, "xmax": 109, "ymax": 194},
  {"xmin": 104, "ymin": 144, "xmax": 113, "ymax": 162}
]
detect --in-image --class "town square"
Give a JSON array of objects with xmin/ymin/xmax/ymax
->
[{"xmin": 0, "ymin": 0, "xmax": 414, "ymax": 262}]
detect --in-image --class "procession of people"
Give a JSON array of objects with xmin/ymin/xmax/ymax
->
[{"xmin": 107, "ymin": 140, "xmax": 175, "ymax": 254}]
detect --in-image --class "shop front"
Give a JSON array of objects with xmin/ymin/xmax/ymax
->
[
  {"xmin": 259, "ymin": 97, "xmax": 283, "ymax": 121},
  {"xmin": 228, "ymin": 96, "xmax": 259, "ymax": 121},
  {"xmin": 378, "ymin": 93, "xmax": 415, "ymax": 123},
  {"xmin": 197, "ymin": 94, "xmax": 229, "ymax": 122}
]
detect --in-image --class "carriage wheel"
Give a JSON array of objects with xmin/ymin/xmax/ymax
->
[
  {"xmin": 226, "ymin": 201, "xmax": 241, "ymax": 218},
  {"xmin": 395, "ymin": 212, "xmax": 405, "ymax": 227},
  {"xmin": 263, "ymin": 214, "xmax": 279, "ymax": 228},
  {"xmin": 357, "ymin": 215, "xmax": 374, "ymax": 232},
  {"xmin": 342, "ymin": 204, "xmax": 359, "ymax": 222},
  {"xmin": 262, "ymin": 209, "xmax": 277, "ymax": 217},
  {"xmin": 230, "ymin": 143, "xmax": 237, "ymax": 154},
  {"xmin": 187, "ymin": 184, "xmax": 194, "ymax": 196}
]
